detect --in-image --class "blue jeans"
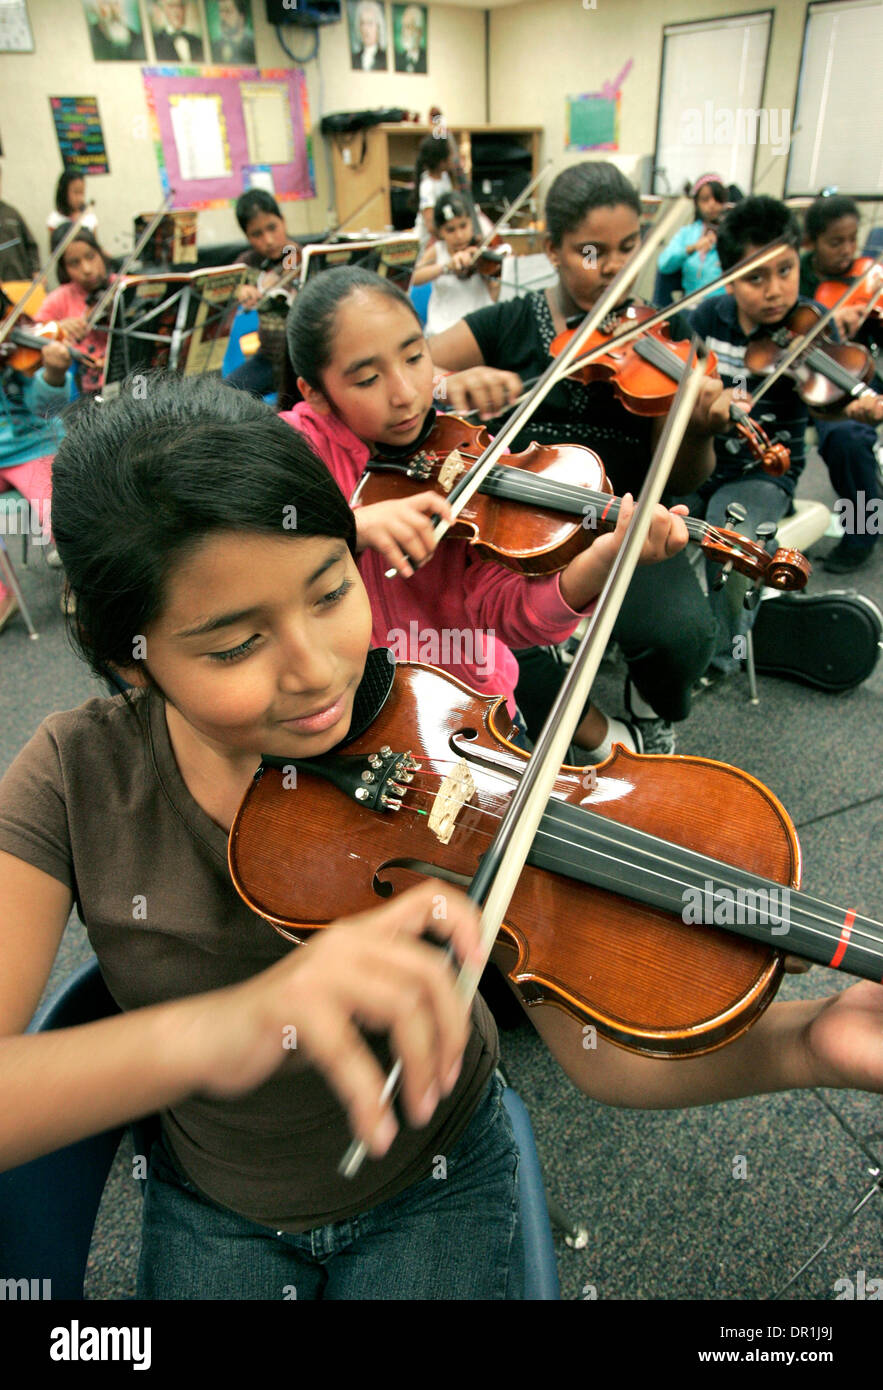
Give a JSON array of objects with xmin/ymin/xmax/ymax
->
[
  {"xmin": 815, "ymin": 417, "xmax": 880, "ymax": 550},
  {"xmin": 137, "ymin": 1074, "xmax": 524, "ymax": 1300}
]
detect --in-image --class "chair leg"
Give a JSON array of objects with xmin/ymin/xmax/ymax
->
[
  {"xmin": 544, "ymin": 1192, "xmax": 590, "ymax": 1249},
  {"xmin": 745, "ymin": 627, "xmax": 759, "ymax": 705},
  {"xmin": 0, "ymin": 538, "xmax": 38, "ymax": 639}
]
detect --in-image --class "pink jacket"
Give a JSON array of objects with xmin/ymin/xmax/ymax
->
[
  {"xmin": 36, "ymin": 280, "xmax": 112, "ymax": 395},
  {"xmin": 281, "ymin": 403, "xmax": 592, "ymax": 709}
]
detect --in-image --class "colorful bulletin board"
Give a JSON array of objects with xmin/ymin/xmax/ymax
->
[
  {"xmin": 50, "ymin": 95, "xmax": 110, "ymax": 175},
  {"xmin": 566, "ymin": 59, "xmax": 633, "ymax": 153},
  {"xmin": 142, "ymin": 67, "xmax": 315, "ymax": 210}
]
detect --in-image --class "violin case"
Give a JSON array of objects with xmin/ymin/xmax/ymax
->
[{"xmin": 751, "ymin": 590, "xmax": 883, "ymax": 692}]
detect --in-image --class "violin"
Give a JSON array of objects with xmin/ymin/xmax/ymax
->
[
  {"xmin": 352, "ymin": 411, "xmax": 809, "ymax": 590},
  {"xmin": 744, "ymin": 302, "xmax": 880, "ymax": 415},
  {"xmin": 550, "ymin": 304, "xmax": 792, "ymax": 476},
  {"xmin": 0, "ymin": 286, "xmax": 100, "ymax": 375},
  {"xmin": 229, "ymin": 653, "xmax": 883, "ymax": 1059},
  {"xmin": 814, "ymin": 257, "xmax": 883, "ymax": 327}
]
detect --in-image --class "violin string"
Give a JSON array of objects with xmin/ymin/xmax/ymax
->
[
  {"xmin": 396, "ymin": 767, "xmax": 883, "ymax": 958},
  {"xmin": 444, "ymin": 463, "xmax": 748, "ymax": 554}
]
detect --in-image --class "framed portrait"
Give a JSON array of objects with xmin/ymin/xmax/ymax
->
[
  {"xmin": 347, "ymin": 0, "xmax": 387, "ymax": 72},
  {"xmin": 81, "ymin": 1, "xmax": 146, "ymax": 61},
  {"xmin": 392, "ymin": 2, "xmax": 426, "ymax": 74},
  {"xmin": 206, "ymin": 0, "xmax": 255, "ymax": 65},
  {"xmin": 149, "ymin": 0, "xmax": 206, "ymax": 64}
]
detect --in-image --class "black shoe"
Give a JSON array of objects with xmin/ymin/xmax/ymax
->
[{"xmin": 823, "ymin": 539, "xmax": 875, "ymax": 573}]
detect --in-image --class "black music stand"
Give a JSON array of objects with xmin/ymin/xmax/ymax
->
[{"xmin": 98, "ymin": 264, "xmax": 248, "ymax": 391}]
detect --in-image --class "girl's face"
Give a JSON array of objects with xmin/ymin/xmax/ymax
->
[
  {"xmin": 311, "ymin": 290, "xmax": 434, "ymax": 449},
  {"xmin": 546, "ymin": 204, "xmax": 641, "ymax": 314},
  {"xmin": 439, "ymin": 214, "xmax": 473, "ymax": 254},
  {"xmin": 126, "ymin": 531, "xmax": 372, "ymax": 765},
  {"xmin": 812, "ymin": 215, "xmax": 859, "ymax": 278},
  {"xmin": 63, "ymin": 240, "xmax": 106, "ymax": 293},
  {"xmin": 245, "ymin": 210, "xmax": 288, "ymax": 262},
  {"xmin": 696, "ymin": 185, "xmax": 724, "ymax": 223},
  {"xmin": 68, "ymin": 178, "xmax": 86, "ymax": 212}
]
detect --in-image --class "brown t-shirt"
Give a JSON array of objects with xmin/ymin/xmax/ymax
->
[{"xmin": 0, "ymin": 688, "xmax": 499, "ymax": 1231}]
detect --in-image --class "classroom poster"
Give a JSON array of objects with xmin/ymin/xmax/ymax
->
[
  {"xmin": 81, "ymin": 0, "xmax": 146, "ymax": 61},
  {"xmin": 0, "ymin": 0, "xmax": 34, "ymax": 52},
  {"xmin": 148, "ymin": 0, "xmax": 206, "ymax": 62},
  {"xmin": 50, "ymin": 96, "xmax": 110, "ymax": 175},
  {"xmin": 206, "ymin": 0, "xmax": 256, "ymax": 64},
  {"xmin": 142, "ymin": 67, "xmax": 314, "ymax": 208},
  {"xmin": 347, "ymin": 0, "xmax": 388, "ymax": 72},
  {"xmin": 392, "ymin": 3, "xmax": 426, "ymax": 73},
  {"xmin": 566, "ymin": 94, "xmax": 619, "ymax": 151}
]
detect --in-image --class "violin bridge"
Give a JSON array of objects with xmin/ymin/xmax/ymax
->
[
  {"xmin": 428, "ymin": 759, "xmax": 476, "ymax": 844},
  {"xmin": 438, "ymin": 449, "xmax": 468, "ymax": 493}
]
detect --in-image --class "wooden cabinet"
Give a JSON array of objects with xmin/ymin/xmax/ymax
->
[{"xmin": 326, "ymin": 124, "xmax": 542, "ymax": 233}]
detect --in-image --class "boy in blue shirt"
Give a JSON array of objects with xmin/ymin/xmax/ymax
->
[
  {"xmin": 689, "ymin": 196, "xmax": 881, "ymax": 675},
  {"xmin": 800, "ymin": 193, "xmax": 883, "ymax": 572}
]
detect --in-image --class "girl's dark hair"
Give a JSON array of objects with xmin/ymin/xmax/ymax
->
[
  {"xmin": 805, "ymin": 193, "xmax": 860, "ymax": 241},
  {"xmin": 433, "ymin": 192, "xmax": 470, "ymax": 229},
  {"xmin": 545, "ymin": 161, "xmax": 641, "ymax": 246},
  {"xmin": 235, "ymin": 188, "xmax": 282, "ymax": 234},
  {"xmin": 410, "ymin": 133, "xmax": 450, "ymax": 212},
  {"xmin": 715, "ymin": 195, "xmax": 801, "ymax": 271},
  {"xmin": 55, "ymin": 168, "xmax": 84, "ymax": 216},
  {"xmin": 50, "ymin": 224, "xmax": 109, "ymax": 284},
  {"xmin": 285, "ymin": 265, "xmax": 421, "ymax": 392},
  {"xmin": 52, "ymin": 372, "xmax": 357, "ymax": 684},
  {"xmin": 692, "ymin": 179, "xmax": 727, "ymax": 213}
]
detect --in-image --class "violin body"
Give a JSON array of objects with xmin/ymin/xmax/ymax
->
[
  {"xmin": 550, "ymin": 304, "xmax": 719, "ymax": 415},
  {"xmin": 744, "ymin": 303, "xmax": 877, "ymax": 414},
  {"xmin": 229, "ymin": 662, "xmax": 791, "ymax": 1059},
  {"xmin": 353, "ymin": 413, "xmax": 611, "ymax": 575},
  {"xmin": 815, "ymin": 258, "xmax": 883, "ymax": 325}
]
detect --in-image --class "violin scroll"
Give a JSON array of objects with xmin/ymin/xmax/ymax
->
[{"xmin": 699, "ymin": 527, "xmax": 810, "ymax": 591}]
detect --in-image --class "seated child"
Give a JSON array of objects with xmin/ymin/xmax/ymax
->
[
  {"xmin": 412, "ymin": 193, "xmax": 501, "ymax": 336},
  {"xmin": 800, "ymin": 192, "xmax": 883, "ymax": 572},
  {"xmin": 229, "ymin": 189, "xmax": 299, "ymax": 399}
]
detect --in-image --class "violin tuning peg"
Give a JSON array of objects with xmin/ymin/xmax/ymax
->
[
  {"xmin": 773, "ymin": 432, "xmax": 790, "ymax": 445},
  {"xmin": 743, "ymin": 587, "xmax": 762, "ymax": 612},
  {"xmin": 755, "ymin": 521, "xmax": 778, "ymax": 542},
  {"xmin": 759, "ymin": 413, "xmax": 775, "ymax": 427},
  {"xmin": 712, "ymin": 561, "xmax": 733, "ymax": 591},
  {"xmin": 725, "ymin": 502, "xmax": 748, "ymax": 526},
  {"xmin": 725, "ymin": 438, "xmax": 742, "ymax": 455}
]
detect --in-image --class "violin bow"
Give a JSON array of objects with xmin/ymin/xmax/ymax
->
[
  {"xmin": 748, "ymin": 251, "xmax": 883, "ymax": 409},
  {"xmin": 465, "ymin": 159, "xmax": 554, "ymax": 265},
  {"xmin": 431, "ymin": 196, "xmax": 691, "ymax": 539},
  {"xmin": 450, "ymin": 238, "xmax": 793, "ymax": 422},
  {"xmin": 82, "ymin": 191, "xmax": 175, "ymax": 333},
  {"xmin": 0, "ymin": 217, "xmax": 86, "ymax": 347},
  {"xmin": 341, "ymin": 334, "xmax": 708, "ymax": 1180},
  {"xmin": 332, "ymin": 185, "xmax": 389, "ymax": 237}
]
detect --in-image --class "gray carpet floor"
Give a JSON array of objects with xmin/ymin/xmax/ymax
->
[{"xmin": 1, "ymin": 444, "xmax": 881, "ymax": 1301}]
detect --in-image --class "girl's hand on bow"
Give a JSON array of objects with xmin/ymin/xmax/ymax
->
[{"xmin": 355, "ymin": 492, "xmax": 452, "ymax": 577}]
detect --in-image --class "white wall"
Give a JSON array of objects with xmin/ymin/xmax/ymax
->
[
  {"xmin": 0, "ymin": 0, "xmax": 486, "ymax": 264},
  {"xmin": 488, "ymin": 0, "xmax": 807, "ymax": 196}
]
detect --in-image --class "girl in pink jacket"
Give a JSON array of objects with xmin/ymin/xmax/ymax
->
[{"xmin": 279, "ymin": 267, "xmax": 688, "ymax": 726}]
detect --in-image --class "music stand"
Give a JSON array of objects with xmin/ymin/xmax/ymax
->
[
  {"xmin": 98, "ymin": 264, "xmax": 248, "ymax": 391},
  {"xmin": 299, "ymin": 232, "xmax": 420, "ymax": 292}
]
